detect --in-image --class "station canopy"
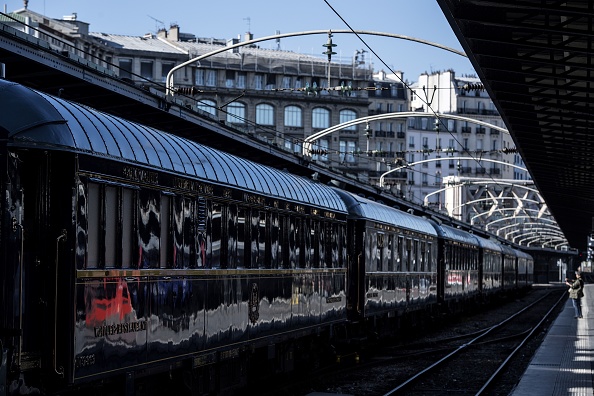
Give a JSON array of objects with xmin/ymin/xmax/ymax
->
[{"xmin": 438, "ymin": 0, "xmax": 594, "ymax": 251}]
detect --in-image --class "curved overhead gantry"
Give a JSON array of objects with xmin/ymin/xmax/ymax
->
[
  {"xmin": 303, "ymin": 112, "xmax": 510, "ymax": 157},
  {"xmin": 166, "ymin": 30, "xmax": 467, "ymax": 97},
  {"xmin": 380, "ymin": 157, "xmax": 526, "ymax": 187}
]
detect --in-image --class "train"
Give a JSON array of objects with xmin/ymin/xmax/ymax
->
[{"xmin": 0, "ymin": 79, "xmax": 533, "ymax": 395}]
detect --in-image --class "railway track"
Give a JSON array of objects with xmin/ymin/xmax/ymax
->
[
  {"xmin": 274, "ymin": 286, "xmax": 566, "ymax": 396},
  {"xmin": 382, "ymin": 289, "xmax": 566, "ymax": 395}
]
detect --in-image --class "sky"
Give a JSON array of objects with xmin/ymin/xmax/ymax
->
[{"xmin": 4, "ymin": 0, "xmax": 476, "ymax": 82}]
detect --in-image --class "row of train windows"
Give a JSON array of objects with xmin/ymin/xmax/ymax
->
[
  {"xmin": 78, "ymin": 182, "xmax": 347, "ymax": 270},
  {"xmin": 368, "ymin": 231, "xmax": 435, "ymax": 273},
  {"xmin": 483, "ymin": 253, "xmax": 503, "ymax": 272},
  {"xmin": 444, "ymin": 244, "xmax": 479, "ymax": 271}
]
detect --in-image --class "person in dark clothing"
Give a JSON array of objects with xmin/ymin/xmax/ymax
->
[{"xmin": 566, "ymin": 271, "xmax": 584, "ymax": 318}]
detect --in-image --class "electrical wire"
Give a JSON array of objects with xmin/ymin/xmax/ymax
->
[{"xmin": 321, "ymin": 0, "xmax": 546, "ymax": 224}]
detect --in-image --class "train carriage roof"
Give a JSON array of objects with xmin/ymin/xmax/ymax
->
[
  {"xmin": 472, "ymin": 234, "xmax": 502, "ymax": 253},
  {"xmin": 500, "ymin": 244, "xmax": 518, "ymax": 257},
  {"xmin": 0, "ymin": 79, "xmax": 346, "ymax": 212},
  {"xmin": 332, "ymin": 190, "xmax": 437, "ymax": 236},
  {"xmin": 515, "ymin": 249, "xmax": 533, "ymax": 260},
  {"xmin": 432, "ymin": 223, "xmax": 479, "ymax": 246}
]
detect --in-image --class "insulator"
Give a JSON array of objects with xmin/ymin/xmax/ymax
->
[{"xmin": 462, "ymin": 83, "xmax": 485, "ymax": 91}]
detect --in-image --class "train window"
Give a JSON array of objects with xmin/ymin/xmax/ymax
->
[
  {"xmin": 317, "ymin": 221, "xmax": 325, "ymax": 268},
  {"xmin": 87, "ymin": 183, "xmax": 100, "ymax": 269},
  {"xmin": 387, "ymin": 235, "xmax": 394, "ymax": 272},
  {"xmin": 377, "ymin": 233, "xmax": 385, "ymax": 272},
  {"xmin": 196, "ymin": 197, "xmax": 208, "ymax": 268},
  {"xmin": 105, "ymin": 186, "xmax": 117, "ymax": 267},
  {"xmin": 173, "ymin": 196, "xmax": 194, "ymax": 268},
  {"xmin": 205, "ymin": 199, "xmax": 213, "ymax": 268},
  {"xmin": 212, "ymin": 202, "xmax": 222, "ymax": 268},
  {"xmin": 405, "ymin": 238, "xmax": 412, "ymax": 272},
  {"xmin": 396, "ymin": 236, "xmax": 403, "ymax": 271},
  {"xmin": 248, "ymin": 210, "xmax": 263, "ymax": 268},
  {"xmin": 122, "ymin": 189, "xmax": 133, "ymax": 269},
  {"xmin": 365, "ymin": 231, "xmax": 374, "ymax": 272},
  {"xmin": 382, "ymin": 234, "xmax": 390, "ymax": 272},
  {"xmin": 304, "ymin": 218, "xmax": 312, "ymax": 268},
  {"xmin": 227, "ymin": 204, "xmax": 238, "ymax": 269},
  {"xmin": 427, "ymin": 242, "xmax": 433, "ymax": 272},
  {"xmin": 412, "ymin": 240, "xmax": 419, "ymax": 272},
  {"xmin": 420, "ymin": 241, "xmax": 426, "ymax": 272},
  {"xmin": 288, "ymin": 216, "xmax": 299, "ymax": 268},
  {"xmin": 270, "ymin": 212, "xmax": 279, "ymax": 268},
  {"xmin": 237, "ymin": 207, "xmax": 246, "ymax": 268},
  {"xmin": 305, "ymin": 219, "xmax": 320, "ymax": 268},
  {"xmin": 279, "ymin": 214, "xmax": 287, "ymax": 268},
  {"xmin": 138, "ymin": 189, "xmax": 160, "ymax": 269},
  {"xmin": 160, "ymin": 194, "xmax": 171, "ymax": 269},
  {"xmin": 332, "ymin": 224, "xmax": 347, "ymax": 268}
]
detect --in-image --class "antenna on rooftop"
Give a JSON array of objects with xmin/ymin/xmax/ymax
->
[
  {"xmin": 147, "ymin": 15, "xmax": 165, "ymax": 33},
  {"xmin": 275, "ymin": 30, "xmax": 281, "ymax": 50},
  {"xmin": 243, "ymin": 17, "xmax": 251, "ymax": 33}
]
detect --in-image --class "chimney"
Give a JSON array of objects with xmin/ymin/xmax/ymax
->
[{"xmin": 169, "ymin": 24, "xmax": 179, "ymax": 41}]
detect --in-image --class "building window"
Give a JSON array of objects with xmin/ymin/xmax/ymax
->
[
  {"xmin": 197, "ymin": 99, "xmax": 217, "ymax": 116},
  {"xmin": 339, "ymin": 109, "xmax": 357, "ymax": 130},
  {"xmin": 237, "ymin": 72, "xmax": 246, "ymax": 89},
  {"xmin": 254, "ymin": 74, "xmax": 263, "ymax": 90},
  {"xmin": 118, "ymin": 58, "xmax": 132, "ymax": 79},
  {"xmin": 195, "ymin": 69, "xmax": 204, "ymax": 85},
  {"xmin": 282, "ymin": 76, "xmax": 291, "ymax": 89},
  {"xmin": 409, "ymin": 136, "xmax": 415, "ymax": 148},
  {"xmin": 140, "ymin": 60, "xmax": 153, "ymax": 80},
  {"xmin": 256, "ymin": 103, "xmax": 275, "ymax": 126},
  {"xmin": 284, "ymin": 105, "xmax": 302, "ymax": 127},
  {"xmin": 447, "ymin": 119, "xmax": 455, "ymax": 131},
  {"xmin": 205, "ymin": 69, "xmax": 216, "ymax": 86},
  {"xmin": 226, "ymin": 102, "xmax": 246, "ymax": 124},
  {"xmin": 339, "ymin": 140, "xmax": 357, "ymax": 163},
  {"xmin": 226, "ymin": 70, "xmax": 235, "ymax": 88},
  {"xmin": 161, "ymin": 61, "xmax": 174, "ymax": 83},
  {"xmin": 312, "ymin": 138, "xmax": 329, "ymax": 162},
  {"xmin": 312, "ymin": 107, "xmax": 330, "ymax": 129},
  {"xmin": 265, "ymin": 74, "xmax": 276, "ymax": 90}
]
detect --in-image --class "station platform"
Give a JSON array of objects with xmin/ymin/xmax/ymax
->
[{"xmin": 511, "ymin": 283, "xmax": 594, "ymax": 396}]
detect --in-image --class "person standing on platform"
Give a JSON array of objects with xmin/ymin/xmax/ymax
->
[{"xmin": 566, "ymin": 271, "xmax": 584, "ymax": 318}]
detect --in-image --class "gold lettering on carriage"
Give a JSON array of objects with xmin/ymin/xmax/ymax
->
[
  {"xmin": 94, "ymin": 320, "xmax": 147, "ymax": 338},
  {"xmin": 173, "ymin": 177, "xmax": 214, "ymax": 195},
  {"xmin": 244, "ymin": 193, "xmax": 266, "ymax": 205},
  {"xmin": 123, "ymin": 166, "xmax": 158, "ymax": 184}
]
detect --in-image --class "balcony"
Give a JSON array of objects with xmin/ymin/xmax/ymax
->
[
  {"xmin": 461, "ymin": 126, "xmax": 472, "ymax": 133},
  {"xmin": 374, "ymin": 130, "xmax": 396, "ymax": 138},
  {"xmin": 490, "ymin": 128, "xmax": 500, "ymax": 135},
  {"xmin": 397, "ymin": 132, "xmax": 405, "ymax": 139},
  {"xmin": 476, "ymin": 127, "xmax": 486, "ymax": 134}
]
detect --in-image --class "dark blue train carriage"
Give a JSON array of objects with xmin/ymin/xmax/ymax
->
[
  {"xmin": 0, "ymin": 79, "xmax": 349, "ymax": 394},
  {"xmin": 431, "ymin": 223, "xmax": 481, "ymax": 311},
  {"xmin": 332, "ymin": 191, "xmax": 438, "ymax": 328},
  {"xmin": 474, "ymin": 234, "xmax": 503, "ymax": 301}
]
